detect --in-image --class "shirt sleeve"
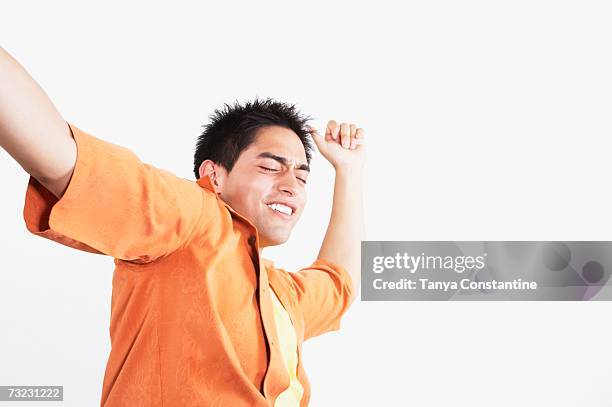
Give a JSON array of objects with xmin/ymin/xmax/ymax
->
[
  {"xmin": 288, "ymin": 258, "xmax": 354, "ymax": 340},
  {"xmin": 23, "ymin": 122, "xmax": 216, "ymax": 263}
]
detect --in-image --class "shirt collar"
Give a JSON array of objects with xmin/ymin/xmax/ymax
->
[
  {"xmin": 195, "ymin": 174, "xmax": 271, "ymax": 268},
  {"xmin": 196, "ymin": 174, "xmax": 216, "ymax": 193},
  {"xmin": 261, "ymin": 258, "xmax": 274, "ymax": 269}
]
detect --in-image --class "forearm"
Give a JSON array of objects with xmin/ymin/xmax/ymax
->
[
  {"xmin": 0, "ymin": 46, "xmax": 76, "ymax": 198},
  {"xmin": 317, "ymin": 166, "xmax": 364, "ymax": 299}
]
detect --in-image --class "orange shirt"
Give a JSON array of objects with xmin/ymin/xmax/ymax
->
[{"xmin": 22, "ymin": 123, "xmax": 354, "ymax": 407}]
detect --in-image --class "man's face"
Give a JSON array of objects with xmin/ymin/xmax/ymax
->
[{"xmin": 216, "ymin": 125, "xmax": 309, "ymax": 248}]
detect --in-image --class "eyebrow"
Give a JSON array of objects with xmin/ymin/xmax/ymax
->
[{"xmin": 256, "ymin": 152, "xmax": 310, "ymax": 172}]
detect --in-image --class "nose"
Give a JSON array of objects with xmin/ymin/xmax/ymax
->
[{"xmin": 277, "ymin": 170, "xmax": 300, "ymax": 197}]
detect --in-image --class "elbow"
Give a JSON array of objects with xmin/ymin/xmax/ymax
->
[{"xmin": 31, "ymin": 167, "xmax": 74, "ymax": 200}]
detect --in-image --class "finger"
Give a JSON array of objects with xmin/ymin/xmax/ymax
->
[
  {"xmin": 340, "ymin": 122, "xmax": 351, "ymax": 148},
  {"xmin": 327, "ymin": 120, "xmax": 339, "ymax": 140},
  {"xmin": 349, "ymin": 124, "xmax": 357, "ymax": 149},
  {"xmin": 355, "ymin": 128, "xmax": 365, "ymax": 143},
  {"xmin": 315, "ymin": 124, "xmax": 332, "ymax": 142},
  {"xmin": 352, "ymin": 128, "xmax": 365, "ymax": 149},
  {"xmin": 309, "ymin": 126, "xmax": 325, "ymax": 151},
  {"xmin": 306, "ymin": 124, "xmax": 318, "ymax": 138}
]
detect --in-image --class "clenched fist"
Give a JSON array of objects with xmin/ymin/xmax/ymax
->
[{"xmin": 308, "ymin": 120, "xmax": 366, "ymax": 171}]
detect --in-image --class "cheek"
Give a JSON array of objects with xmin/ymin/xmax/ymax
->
[
  {"xmin": 249, "ymin": 176, "xmax": 274, "ymax": 196},
  {"xmin": 299, "ymin": 188, "xmax": 307, "ymax": 206},
  {"xmin": 238, "ymin": 178, "xmax": 270, "ymax": 207}
]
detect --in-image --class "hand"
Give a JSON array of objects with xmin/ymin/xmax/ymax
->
[{"xmin": 308, "ymin": 120, "xmax": 366, "ymax": 171}]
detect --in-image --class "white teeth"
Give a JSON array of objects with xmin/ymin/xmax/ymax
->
[{"xmin": 267, "ymin": 203, "xmax": 292, "ymax": 215}]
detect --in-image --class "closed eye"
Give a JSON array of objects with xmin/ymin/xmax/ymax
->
[{"xmin": 260, "ymin": 166, "xmax": 307, "ymax": 184}]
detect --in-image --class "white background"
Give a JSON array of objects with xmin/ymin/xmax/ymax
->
[{"xmin": 1, "ymin": 1, "xmax": 612, "ymax": 406}]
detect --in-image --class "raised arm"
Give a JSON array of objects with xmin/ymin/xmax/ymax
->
[
  {"xmin": 2, "ymin": 46, "xmax": 217, "ymax": 263},
  {"xmin": 309, "ymin": 120, "xmax": 366, "ymax": 302},
  {"xmin": 0, "ymin": 46, "xmax": 76, "ymax": 199}
]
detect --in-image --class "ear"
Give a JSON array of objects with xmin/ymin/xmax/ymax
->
[{"xmin": 198, "ymin": 160, "xmax": 225, "ymax": 195}]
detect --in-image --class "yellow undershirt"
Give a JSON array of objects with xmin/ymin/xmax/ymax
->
[{"xmin": 270, "ymin": 286, "xmax": 304, "ymax": 406}]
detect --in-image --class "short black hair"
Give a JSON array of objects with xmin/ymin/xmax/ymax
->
[{"xmin": 193, "ymin": 97, "xmax": 314, "ymax": 179}]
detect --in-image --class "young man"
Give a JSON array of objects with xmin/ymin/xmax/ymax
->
[{"xmin": 1, "ymin": 46, "xmax": 365, "ymax": 406}]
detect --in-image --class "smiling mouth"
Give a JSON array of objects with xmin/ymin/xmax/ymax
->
[{"xmin": 266, "ymin": 203, "xmax": 294, "ymax": 219}]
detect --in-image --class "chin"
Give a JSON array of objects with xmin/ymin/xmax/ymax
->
[{"xmin": 262, "ymin": 234, "xmax": 290, "ymax": 247}]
